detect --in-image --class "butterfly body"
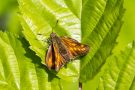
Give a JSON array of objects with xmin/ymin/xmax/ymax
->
[
  {"xmin": 45, "ymin": 32, "xmax": 90, "ymax": 71},
  {"xmin": 50, "ymin": 33, "xmax": 70, "ymax": 61}
]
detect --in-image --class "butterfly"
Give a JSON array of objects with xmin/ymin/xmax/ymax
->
[{"xmin": 45, "ymin": 32, "xmax": 90, "ymax": 71}]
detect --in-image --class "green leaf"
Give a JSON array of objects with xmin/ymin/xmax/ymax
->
[
  {"xmin": 0, "ymin": 31, "xmax": 78, "ymax": 90},
  {"xmin": 0, "ymin": 32, "xmax": 40, "ymax": 89},
  {"xmin": 97, "ymin": 42, "xmax": 135, "ymax": 90},
  {"xmin": 80, "ymin": 0, "xmax": 125, "ymax": 82},
  {"xmin": 18, "ymin": 0, "xmax": 80, "ymax": 82},
  {"xmin": 0, "ymin": 32, "xmax": 20, "ymax": 90},
  {"xmin": 64, "ymin": 0, "xmax": 82, "ymax": 18},
  {"xmin": 18, "ymin": 0, "xmax": 81, "ymax": 61}
]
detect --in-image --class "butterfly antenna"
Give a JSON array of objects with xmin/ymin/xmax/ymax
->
[{"xmin": 52, "ymin": 20, "xmax": 59, "ymax": 33}]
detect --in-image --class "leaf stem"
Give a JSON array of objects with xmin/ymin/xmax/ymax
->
[{"xmin": 79, "ymin": 82, "xmax": 82, "ymax": 90}]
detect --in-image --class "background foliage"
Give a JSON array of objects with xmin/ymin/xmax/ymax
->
[{"xmin": 0, "ymin": 0, "xmax": 135, "ymax": 90}]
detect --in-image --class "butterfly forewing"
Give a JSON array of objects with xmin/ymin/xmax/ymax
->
[{"xmin": 61, "ymin": 37, "xmax": 90, "ymax": 59}]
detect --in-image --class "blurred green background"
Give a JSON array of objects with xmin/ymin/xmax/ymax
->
[{"xmin": 114, "ymin": 0, "xmax": 135, "ymax": 52}]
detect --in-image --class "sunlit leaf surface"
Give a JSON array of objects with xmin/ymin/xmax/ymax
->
[{"xmin": 98, "ymin": 42, "xmax": 135, "ymax": 90}]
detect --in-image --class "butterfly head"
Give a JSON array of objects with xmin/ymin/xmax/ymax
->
[{"xmin": 50, "ymin": 32, "xmax": 57, "ymax": 38}]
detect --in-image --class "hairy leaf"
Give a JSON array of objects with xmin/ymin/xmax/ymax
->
[
  {"xmin": 0, "ymin": 31, "xmax": 78, "ymax": 90},
  {"xmin": 80, "ymin": 0, "xmax": 125, "ymax": 82},
  {"xmin": 64, "ymin": 0, "xmax": 81, "ymax": 18},
  {"xmin": 97, "ymin": 42, "xmax": 135, "ymax": 90},
  {"xmin": 18, "ymin": 0, "xmax": 80, "ymax": 88}
]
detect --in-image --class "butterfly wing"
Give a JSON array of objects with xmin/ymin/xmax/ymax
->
[
  {"xmin": 53, "ymin": 43, "xmax": 66, "ymax": 71},
  {"xmin": 45, "ymin": 43, "xmax": 66, "ymax": 71},
  {"xmin": 45, "ymin": 44, "xmax": 55, "ymax": 70},
  {"xmin": 61, "ymin": 36, "xmax": 90, "ymax": 59}
]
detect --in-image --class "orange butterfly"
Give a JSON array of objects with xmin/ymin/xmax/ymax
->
[{"xmin": 45, "ymin": 32, "xmax": 90, "ymax": 71}]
